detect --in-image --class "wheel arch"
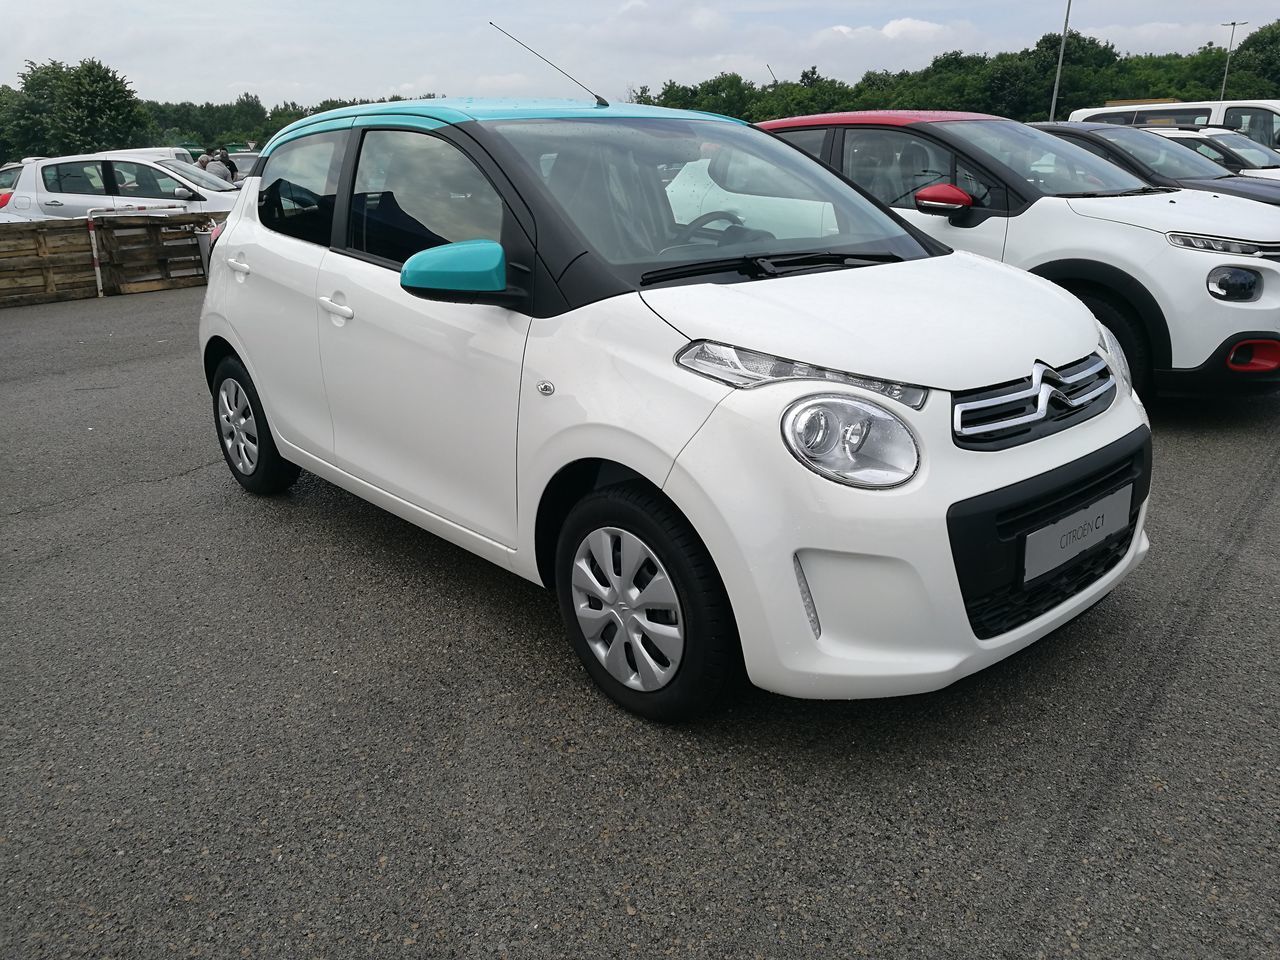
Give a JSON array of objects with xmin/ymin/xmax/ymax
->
[
  {"xmin": 534, "ymin": 458, "xmax": 706, "ymax": 591},
  {"xmin": 203, "ymin": 335, "xmax": 240, "ymax": 392},
  {"xmin": 1029, "ymin": 259, "xmax": 1172, "ymax": 370}
]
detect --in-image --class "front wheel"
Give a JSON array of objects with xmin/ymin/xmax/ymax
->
[
  {"xmin": 1074, "ymin": 291, "xmax": 1151, "ymax": 395},
  {"xmin": 555, "ymin": 483, "xmax": 740, "ymax": 722}
]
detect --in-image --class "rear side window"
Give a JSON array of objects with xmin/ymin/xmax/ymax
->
[
  {"xmin": 41, "ymin": 161, "xmax": 107, "ymax": 195},
  {"xmin": 0, "ymin": 166, "xmax": 21, "ymax": 190},
  {"xmin": 775, "ymin": 128, "xmax": 826, "ymax": 159},
  {"xmin": 258, "ymin": 131, "xmax": 345, "ymax": 246},
  {"xmin": 1086, "ymin": 112, "xmax": 1136, "ymax": 125},
  {"xmin": 347, "ymin": 129, "xmax": 504, "ymax": 266}
]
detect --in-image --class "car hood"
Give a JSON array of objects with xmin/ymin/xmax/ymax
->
[
  {"xmin": 1065, "ymin": 188, "xmax": 1280, "ymax": 238},
  {"xmin": 639, "ymin": 251, "xmax": 1098, "ymax": 392},
  {"xmin": 1177, "ymin": 176, "xmax": 1280, "ymax": 206}
]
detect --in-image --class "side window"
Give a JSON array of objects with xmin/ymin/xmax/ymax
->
[
  {"xmin": 1189, "ymin": 141, "xmax": 1229, "ymax": 164},
  {"xmin": 0, "ymin": 167, "xmax": 21, "ymax": 191},
  {"xmin": 775, "ymin": 128, "xmax": 826, "ymax": 160},
  {"xmin": 41, "ymin": 161, "xmax": 107, "ymax": 196},
  {"xmin": 1134, "ymin": 108, "xmax": 1210, "ymax": 125},
  {"xmin": 110, "ymin": 161, "xmax": 183, "ymax": 199},
  {"xmin": 1089, "ymin": 112, "xmax": 1136, "ymax": 125},
  {"xmin": 347, "ymin": 129, "xmax": 504, "ymax": 267},
  {"xmin": 1060, "ymin": 136, "xmax": 1113, "ymax": 161},
  {"xmin": 841, "ymin": 129, "xmax": 1000, "ymax": 210},
  {"xmin": 258, "ymin": 131, "xmax": 345, "ymax": 246},
  {"xmin": 1225, "ymin": 107, "xmax": 1280, "ymax": 148}
]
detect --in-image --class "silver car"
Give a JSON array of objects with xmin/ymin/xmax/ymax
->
[{"xmin": 1, "ymin": 152, "xmax": 240, "ymax": 220}]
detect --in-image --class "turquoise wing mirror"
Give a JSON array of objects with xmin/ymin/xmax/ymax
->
[{"xmin": 400, "ymin": 239, "xmax": 522, "ymax": 306}]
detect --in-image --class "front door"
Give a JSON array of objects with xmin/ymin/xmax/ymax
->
[
  {"xmin": 106, "ymin": 159, "xmax": 199, "ymax": 214},
  {"xmin": 315, "ymin": 127, "xmax": 531, "ymax": 546},
  {"xmin": 838, "ymin": 127, "xmax": 1009, "ymax": 262}
]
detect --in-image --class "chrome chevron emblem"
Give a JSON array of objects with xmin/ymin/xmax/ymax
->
[{"xmin": 953, "ymin": 355, "xmax": 1115, "ymax": 437}]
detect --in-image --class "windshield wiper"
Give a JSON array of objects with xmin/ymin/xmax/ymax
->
[
  {"xmin": 639, "ymin": 251, "xmax": 901, "ymax": 286},
  {"xmin": 1116, "ymin": 186, "xmax": 1175, "ymax": 196}
]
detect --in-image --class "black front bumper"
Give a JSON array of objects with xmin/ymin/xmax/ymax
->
[
  {"xmin": 1156, "ymin": 330, "xmax": 1280, "ymax": 396},
  {"xmin": 946, "ymin": 426, "xmax": 1152, "ymax": 640}
]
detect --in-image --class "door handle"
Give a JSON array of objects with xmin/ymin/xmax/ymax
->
[
  {"xmin": 226, "ymin": 258, "xmax": 252, "ymax": 275},
  {"xmin": 45, "ymin": 200, "xmax": 64, "ymax": 207},
  {"xmin": 318, "ymin": 296, "xmax": 355, "ymax": 323}
]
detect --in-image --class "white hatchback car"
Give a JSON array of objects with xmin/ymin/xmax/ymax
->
[
  {"xmin": 2, "ymin": 152, "xmax": 240, "ymax": 220},
  {"xmin": 1143, "ymin": 126, "xmax": 1280, "ymax": 181},
  {"xmin": 200, "ymin": 99, "xmax": 1152, "ymax": 719},
  {"xmin": 762, "ymin": 111, "xmax": 1280, "ymax": 394}
]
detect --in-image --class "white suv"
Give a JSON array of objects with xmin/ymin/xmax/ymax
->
[
  {"xmin": 200, "ymin": 99, "xmax": 1151, "ymax": 720},
  {"xmin": 1, "ymin": 152, "xmax": 240, "ymax": 221},
  {"xmin": 762, "ymin": 111, "xmax": 1280, "ymax": 394}
]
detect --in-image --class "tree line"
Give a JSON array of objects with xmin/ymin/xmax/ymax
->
[
  {"xmin": 632, "ymin": 23, "xmax": 1280, "ymax": 122},
  {"xmin": 1, "ymin": 20, "xmax": 1277, "ymax": 163}
]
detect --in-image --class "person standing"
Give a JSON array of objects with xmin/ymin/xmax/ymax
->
[
  {"xmin": 218, "ymin": 148, "xmax": 239, "ymax": 180},
  {"xmin": 205, "ymin": 153, "xmax": 233, "ymax": 182}
]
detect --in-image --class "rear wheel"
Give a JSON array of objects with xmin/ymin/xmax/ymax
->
[
  {"xmin": 1073, "ymin": 290, "xmax": 1151, "ymax": 395},
  {"xmin": 555, "ymin": 483, "xmax": 739, "ymax": 722},
  {"xmin": 211, "ymin": 356, "xmax": 300, "ymax": 495}
]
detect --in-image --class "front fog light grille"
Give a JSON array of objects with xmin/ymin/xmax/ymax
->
[{"xmin": 952, "ymin": 354, "xmax": 1115, "ymax": 451}]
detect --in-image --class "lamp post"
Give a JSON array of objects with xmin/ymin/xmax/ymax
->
[
  {"xmin": 1048, "ymin": 0, "xmax": 1073, "ymax": 121},
  {"xmin": 1220, "ymin": 21, "xmax": 1248, "ymax": 101}
]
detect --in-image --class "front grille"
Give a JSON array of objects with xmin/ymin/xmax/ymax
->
[
  {"xmin": 952, "ymin": 354, "xmax": 1116, "ymax": 451},
  {"xmin": 947, "ymin": 426, "xmax": 1151, "ymax": 641}
]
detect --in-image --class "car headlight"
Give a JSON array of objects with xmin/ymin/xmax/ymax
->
[
  {"xmin": 677, "ymin": 340, "xmax": 928, "ymax": 409},
  {"xmin": 781, "ymin": 394, "xmax": 919, "ymax": 488},
  {"xmin": 1097, "ymin": 324, "xmax": 1132, "ymax": 392},
  {"xmin": 1167, "ymin": 233, "xmax": 1262, "ymax": 256}
]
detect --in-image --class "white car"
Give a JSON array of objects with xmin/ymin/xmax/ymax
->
[
  {"xmin": 762, "ymin": 111, "xmax": 1280, "ymax": 395},
  {"xmin": 1143, "ymin": 126, "xmax": 1280, "ymax": 181},
  {"xmin": 1067, "ymin": 99, "xmax": 1280, "ymax": 150},
  {"xmin": 1, "ymin": 152, "xmax": 240, "ymax": 220},
  {"xmin": 200, "ymin": 99, "xmax": 1151, "ymax": 720}
]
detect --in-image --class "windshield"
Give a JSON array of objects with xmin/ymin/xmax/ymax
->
[
  {"xmin": 158, "ymin": 159, "xmax": 237, "ymax": 191},
  {"xmin": 937, "ymin": 120, "xmax": 1147, "ymax": 196},
  {"xmin": 485, "ymin": 117, "xmax": 931, "ymax": 278},
  {"xmin": 1207, "ymin": 132, "xmax": 1280, "ymax": 168},
  {"xmin": 1096, "ymin": 126, "xmax": 1229, "ymax": 179}
]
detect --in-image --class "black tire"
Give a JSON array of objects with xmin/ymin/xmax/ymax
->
[
  {"xmin": 211, "ymin": 356, "xmax": 300, "ymax": 495},
  {"xmin": 1073, "ymin": 290, "xmax": 1152, "ymax": 395},
  {"xmin": 555, "ymin": 483, "xmax": 740, "ymax": 722}
]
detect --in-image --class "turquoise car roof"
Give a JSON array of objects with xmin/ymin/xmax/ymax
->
[{"xmin": 262, "ymin": 98, "xmax": 744, "ymax": 155}]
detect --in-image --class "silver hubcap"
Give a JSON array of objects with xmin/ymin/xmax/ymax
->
[
  {"xmin": 570, "ymin": 527, "xmax": 684, "ymax": 692},
  {"xmin": 218, "ymin": 378, "xmax": 259, "ymax": 475}
]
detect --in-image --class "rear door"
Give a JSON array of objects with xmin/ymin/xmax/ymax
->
[
  {"xmin": 837, "ymin": 126, "xmax": 1009, "ymax": 261},
  {"xmin": 36, "ymin": 160, "xmax": 115, "ymax": 218},
  {"xmin": 214, "ymin": 128, "xmax": 350, "ymax": 456}
]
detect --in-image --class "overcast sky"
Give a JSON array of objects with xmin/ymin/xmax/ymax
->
[{"xmin": 5, "ymin": 1, "xmax": 1274, "ymax": 106}]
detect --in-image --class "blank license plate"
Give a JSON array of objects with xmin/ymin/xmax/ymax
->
[{"xmin": 1023, "ymin": 485, "xmax": 1133, "ymax": 583}]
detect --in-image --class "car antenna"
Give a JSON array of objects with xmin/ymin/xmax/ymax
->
[{"xmin": 489, "ymin": 21, "xmax": 610, "ymax": 108}]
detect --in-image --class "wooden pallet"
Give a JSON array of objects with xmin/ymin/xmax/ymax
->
[
  {"xmin": 0, "ymin": 212, "xmax": 220, "ymax": 308},
  {"xmin": 0, "ymin": 219, "xmax": 98, "ymax": 308}
]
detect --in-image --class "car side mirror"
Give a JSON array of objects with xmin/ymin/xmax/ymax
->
[
  {"xmin": 400, "ymin": 239, "xmax": 524, "ymax": 307},
  {"xmin": 174, "ymin": 187, "xmax": 193, "ymax": 200},
  {"xmin": 913, "ymin": 183, "xmax": 974, "ymax": 216}
]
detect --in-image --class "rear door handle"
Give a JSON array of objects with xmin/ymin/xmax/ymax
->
[
  {"xmin": 227, "ymin": 258, "xmax": 252, "ymax": 275},
  {"xmin": 45, "ymin": 199, "xmax": 64, "ymax": 207},
  {"xmin": 318, "ymin": 296, "xmax": 354, "ymax": 324}
]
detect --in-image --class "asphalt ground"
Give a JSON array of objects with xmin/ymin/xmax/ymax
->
[{"xmin": 2, "ymin": 287, "xmax": 1278, "ymax": 959}]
